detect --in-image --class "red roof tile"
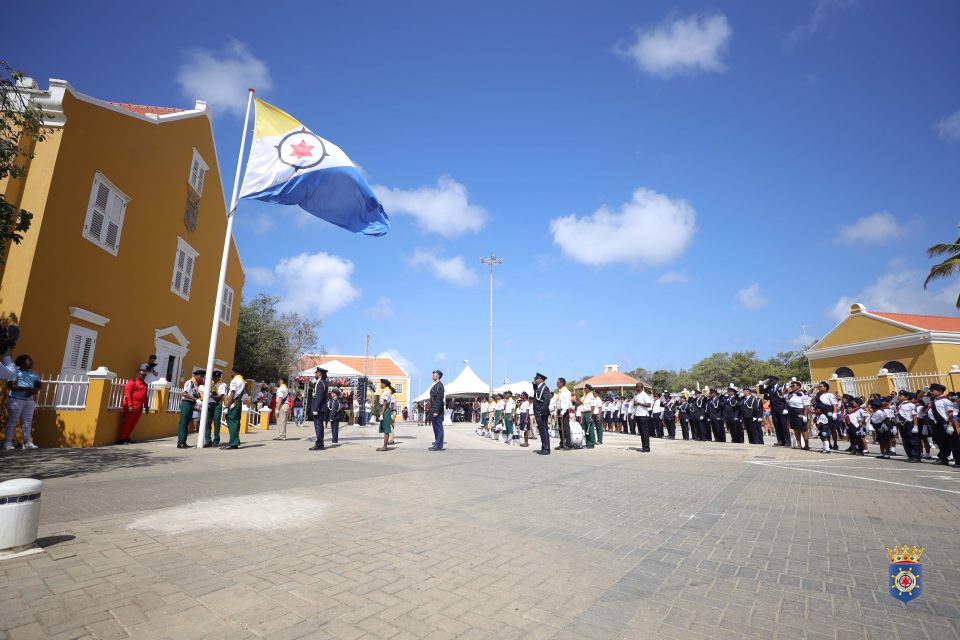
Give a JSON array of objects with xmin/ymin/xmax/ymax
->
[
  {"xmin": 872, "ymin": 311, "xmax": 960, "ymax": 332},
  {"xmin": 575, "ymin": 370, "xmax": 640, "ymax": 389},
  {"xmin": 109, "ymin": 102, "xmax": 185, "ymax": 116},
  {"xmin": 299, "ymin": 354, "xmax": 408, "ymax": 378}
]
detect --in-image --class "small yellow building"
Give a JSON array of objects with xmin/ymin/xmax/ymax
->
[
  {"xmin": 805, "ymin": 303, "xmax": 960, "ymax": 389},
  {"xmin": 0, "ymin": 78, "xmax": 244, "ymax": 446}
]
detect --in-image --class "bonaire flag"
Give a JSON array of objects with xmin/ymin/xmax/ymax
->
[{"xmin": 239, "ymin": 99, "xmax": 389, "ymax": 236}]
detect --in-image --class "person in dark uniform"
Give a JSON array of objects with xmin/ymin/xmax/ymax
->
[
  {"xmin": 532, "ymin": 373, "xmax": 552, "ymax": 455},
  {"xmin": 309, "ymin": 366, "xmax": 329, "ymax": 450},
  {"xmin": 691, "ymin": 389, "xmax": 708, "ymax": 441},
  {"xmin": 660, "ymin": 391, "xmax": 676, "ymax": 439},
  {"xmin": 724, "ymin": 386, "xmax": 742, "ymax": 443},
  {"xmin": 328, "ymin": 388, "xmax": 342, "ymax": 444},
  {"xmin": 740, "ymin": 387, "xmax": 763, "ymax": 444},
  {"xmin": 651, "ymin": 393, "xmax": 663, "ymax": 439},
  {"xmin": 677, "ymin": 394, "xmax": 692, "ymax": 441},
  {"xmin": 760, "ymin": 376, "xmax": 791, "ymax": 448},
  {"xmin": 707, "ymin": 387, "xmax": 726, "ymax": 442},
  {"xmin": 429, "ymin": 369, "xmax": 446, "ymax": 451}
]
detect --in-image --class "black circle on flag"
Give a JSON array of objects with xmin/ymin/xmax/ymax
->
[{"xmin": 275, "ymin": 128, "xmax": 328, "ymax": 171}]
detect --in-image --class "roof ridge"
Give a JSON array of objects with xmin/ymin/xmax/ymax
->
[{"xmin": 873, "ymin": 310, "xmax": 958, "ymax": 320}]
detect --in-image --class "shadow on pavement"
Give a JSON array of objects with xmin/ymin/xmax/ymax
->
[
  {"xmin": 0, "ymin": 447, "xmax": 182, "ymax": 481},
  {"xmin": 37, "ymin": 534, "xmax": 76, "ymax": 548}
]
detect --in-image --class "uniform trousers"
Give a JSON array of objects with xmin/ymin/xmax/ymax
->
[
  {"xmin": 679, "ymin": 417, "xmax": 690, "ymax": 440},
  {"xmin": 771, "ymin": 410, "xmax": 790, "ymax": 447},
  {"xmin": 203, "ymin": 403, "xmax": 223, "ymax": 445},
  {"xmin": 652, "ymin": 414, "xmax": 663, "ymax": 438},
  {"xmin": 584, "ymin": 413, "xmax": 596, "ymax": 446},
  {"xmin": 636, "ymin": 416, "xmax": 651, "ymax": 451},
  {"xmin": 710, "ymin": 417, "xmax": 726, "ymax": 442},
  {"xmin": 743, "ymin": 418, "xmax": 758, "ymax": 444},
  {"xmin": 930, "ymin": 422, "xmax": 959, "ymax": 464},
  {"xmin": 176, "ymin": 399, "xmax": 194, "ymax": 446},
  {"xmin": 536, "ymin": 410, "xmax": 551, "ymax": 452},
  {"xmin": 726, "ymin": 418, "xmax": 743, "ymax": 443},
  {"xmin": 224, "ymin": 402, "xmax": 242, "ymax": 447},
  {"xmin": 594, "ymin": 413, "xmax": 603, "ymax": 444},
  {"xmin": 663, "ymin": 416, "xmax": 676, "ymax": 439},
  {"xmin": 313, "ymin": 412, "xmax": 328, "ymax": 447},
  {"xmin": 694, "ymin": 416, "xmax": 709, "ymax": 441},
  {"xmin": 901, "ymin": 425, "xmax": 922, "ymax": 460},
  {"xmin": 431, "ymin": 413, "xmax": 443, "ymax": 448},
  {"xmin": 560, "ymin": 413, "xmax": 572, "ymax": 449}
]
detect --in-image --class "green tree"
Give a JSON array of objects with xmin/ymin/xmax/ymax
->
[
  {"xmin": 925, "ymin": 227, "xmax": 960, "ymax": 308},
  {"xmin": 1, "ymin": 62, "xmax": 52, "ymax": 263},
  {"xmin": 234, "ymin": 294, "xmax": 320, "ymax": 382}
]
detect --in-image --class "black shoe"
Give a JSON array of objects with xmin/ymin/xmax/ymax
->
[
  {"xmin": 428, "ymin": 446, "xmax": 444, "ymax": 451},
  {"xmin": 211, "ymin": 441, "xmax": 220, "ymax": 447},
  {"xmin": 220, "ymin": 445, "xmax": 239, "ymax": 450},
  {"xmin": 309, "ymin": 444, "xmax": 324, "ymax": 450},
  {"xmin": 641, "ymin": 448, "xmax": 651, "ymax": 452},
  {"xmin": 536, "ymin": 450, "xmax": 550, "ymax": 455},
  {"xmin": 177, "ymin": 443, "xmax": 188, "ymax": 449},
  {"xmin": 202, "ymin": 442, "xmax": 212, "ymax": 448}
]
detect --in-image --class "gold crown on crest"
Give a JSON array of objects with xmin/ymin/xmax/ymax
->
[{"xmin": 886, "ymin": 545, "xmax": 925, "ymax": 563}]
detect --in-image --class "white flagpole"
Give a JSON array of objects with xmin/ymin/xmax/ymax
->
[{"xmin": 196, "ymin": 88, "xmax": 255, "ymax": 449}]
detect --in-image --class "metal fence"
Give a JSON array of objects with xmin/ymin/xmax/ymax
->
[
  {"xmin": 895, "ymin": 371, "xmax": 949, "ymax": 392},
  {"xmin": 107, "ymin": 379, "xmax": 168, "ymax": 412},
  {"xmin": 167, "ymin": 385, "xmax": 184, "ymax": 413},
  {"xmin": 35, "ymin": 373, "xmax": 89, "ymax": 410},
  {"xmin": 839, "ymin": 376, "xmax": 881, "ymax": 398}
]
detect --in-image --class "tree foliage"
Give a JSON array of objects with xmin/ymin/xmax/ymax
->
[
  {"xmin": 234, "ymin": 294, "xmax": 321, "ymax": 382},
  {"xmin": 1, "ymin": 62, "xmax": 52, "ymax": 263},
  {"xmin": 925, "ymin": 228, "xmax": 960, "ymax": 309}
]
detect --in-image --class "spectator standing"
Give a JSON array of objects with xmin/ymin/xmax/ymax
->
[
  {"xmin": 3, "ymin": 354, "xmax": 41, "ymax": 450},
  {"xmin": 274, "ymin": 376, "xmax": 290, "ymax": 440},
  {"xmin": 118, "ymin": 364, "xmax": 149, "ymax": 444}
]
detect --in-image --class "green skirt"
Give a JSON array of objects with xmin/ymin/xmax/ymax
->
[
  {"xmin": 379, "ymin": 408, "xmax": 393, "ymax": 434},
  {"xmin": 505, "ymin": 415, "xmax": 513, "ymax": 435}
]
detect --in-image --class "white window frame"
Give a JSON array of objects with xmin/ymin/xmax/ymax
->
[
  {"xmin": 220, "ymin": 284, "xmax": 235, "ymax": 326},
  {"xmin": 82, "ymin": 171, "xmax": 129, "ymax": 256},
  {"xmin": 188, "ymin": 148, "xmax": 208, "ymax": 196},
  {"xmin": 57, "ymin": 324, "xmax": 97, "ymax": 407},
  {"xmin": 393, "ymin": 381, "xmax": 404, "ymax": 395},
  {"xmin": 171, "ymin": 237, "xmax": 199, "ymax": 301}
]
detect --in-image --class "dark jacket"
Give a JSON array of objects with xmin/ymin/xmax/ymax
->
[
  {"xmin": 761, "ymin": 383, "xmax": 786, "ymax": 411},
  {"xmin": 430, "ymin": 381, "xmax": 445, "ymax": 417},
  {"xmin": 739, "ymin": 395, "xmax": 761, "ymax": 421},
  {"xmin": 533, "ymin": 382, "xmax": 552, "ymax": 413},
  {"xmin": 328, "ymin": 396, "xmax": 341, "ymax": 421},
  {"xmin": 311, "ymin": 378, "xmax": 329, "ymax": 416}
]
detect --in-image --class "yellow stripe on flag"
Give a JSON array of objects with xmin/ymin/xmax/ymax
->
[{"xmin": 252, "ymin": 98, "xmax": 303, "ymax": 139}]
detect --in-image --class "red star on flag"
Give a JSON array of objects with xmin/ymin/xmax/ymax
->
[{"xmin": 288, "ymin": 139, "xmax": 314, "ymax": 159}]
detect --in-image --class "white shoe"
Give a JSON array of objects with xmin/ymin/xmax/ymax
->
[
  {"xmin": 3, "ymin": 443, "xmax": 14, "ymax": 450},
  {"xmin": 23, "ymin": 442, "xmax": 38, "ymax": 450}
]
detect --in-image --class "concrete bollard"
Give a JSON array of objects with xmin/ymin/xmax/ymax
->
[{"xmin": 0, "ymin": 478, "xmax": 43, "ymax": 553}]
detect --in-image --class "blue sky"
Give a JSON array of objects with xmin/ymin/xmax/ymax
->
[{"xmin": 11, "ymin": 1, "xmax": 960, "ymax": 389}]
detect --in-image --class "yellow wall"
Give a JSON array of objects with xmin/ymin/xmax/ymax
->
[
  {"xmin": 814, "ymin": 314, "xmax": 914, "ymax": 349},
  {"xmin": 0, "ymin": 89, "xmax": 245, "ymax": 446},
  {"xmin": 809, "ymin": 344, "xmax": 940, "ymax": 382}
]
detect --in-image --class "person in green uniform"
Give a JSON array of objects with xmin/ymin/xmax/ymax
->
[
  {"xmin": 376, "ymin": 378, "xmax": 394, "ymax": 451},
  {"xmin": 203, "ymin": 370, "xmax": 226, "ymax": 447},
  {"xmin": 222, "ymin": 365, "xmax": 247, "ymax": 450},
  {"xmin": 177, "ymin": 369, "xmax": 204, "ymax": 449}
]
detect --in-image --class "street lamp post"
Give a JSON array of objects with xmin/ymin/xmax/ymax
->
[{"xmin": 480, "ymin": 254, "xmax": 503, "ymax": 399}]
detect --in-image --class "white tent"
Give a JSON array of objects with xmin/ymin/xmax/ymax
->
[
  {"xmin": 495, "ymin": 380, "xmax": 534, "ymax": 397},
  {"xmin": 414, "ymin": 363, "xmax": 491, "ymax": 401},
  {"xmin": 296, "ymin": 359, "xmax": 363, "ymax": 379}
]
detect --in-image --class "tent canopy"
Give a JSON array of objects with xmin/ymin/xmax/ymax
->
[
  {"xmin": 296, "ymin": 359, "xmax": 363, "ymax": 379},
  {"xmin": 414, "ymin": 364, "xmax": 490, "ymax": 401},
  {"xmin": 495, "ymin": 380, "xmax": 534, "ymax": 397}
]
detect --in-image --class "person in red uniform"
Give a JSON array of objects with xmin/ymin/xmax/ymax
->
[{"xmin": 118, "ymin": 364, "xmax": 150, "ymax": 444}]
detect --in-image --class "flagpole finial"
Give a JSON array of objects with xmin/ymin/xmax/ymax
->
[{"xmin": 248, "ymin": 87, "xmax": 256, "ymax": 93}]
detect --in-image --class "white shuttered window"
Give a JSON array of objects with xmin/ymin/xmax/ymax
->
[
  {"xmin": 189, "ymin": 149, "xmax": 208, "ymax": 195},
  {"xmin": 220, "ymin": 285, "xmax": 235, "ymax": 325},
  {"xmin": 83, "ymin": 172, "xmax": 128, "ymax": 255},
  {"xmin": 171, "ymin": 237, "xmax": 198, "ymax": 300}
]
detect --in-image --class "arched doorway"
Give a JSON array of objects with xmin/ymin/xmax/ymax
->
[{"xmin": 882, "ymin": 361, "xmax": 908, "ymax": 390}]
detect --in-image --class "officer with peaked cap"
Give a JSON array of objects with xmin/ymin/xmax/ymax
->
[
  {"xmin": 760, "ymin": 376, "xmax": 790, "ymax": 448},
  {"xmin": 310, "ymin": 366, "xmax": 329, "ymax": 450},
  {"xmin": 723, "ymin": 386, "xmax": 742, "ymax": 443},
  {"xmin": 429, "ymin": 369, "xmax": 446, "ymax": 450},
  {"xmin": 176, "ymin": 368, "xmax": 205, "ymax": 449},
  {"xmin": 532, "ymin": 373, "xmax": 552, "ymax": 454},
  {"xmin": 707, "ymin": 387, "xmax": 726, "ymax": 442}
]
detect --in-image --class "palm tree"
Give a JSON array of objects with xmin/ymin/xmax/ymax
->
[{"xmin": 925, "ymin": 225, "xmax": 960, "ymax": 309}]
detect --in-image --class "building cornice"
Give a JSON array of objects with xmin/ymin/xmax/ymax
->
[
  {"xmin": 804, "ymin": 331, "xmax": 960, "ymax": 360},
  {"xmin": 68, "ymin": 306, "xmax": 110, "ymax": 326}
]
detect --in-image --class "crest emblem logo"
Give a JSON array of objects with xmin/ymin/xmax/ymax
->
[
  {"xmin": 887, "ymin": 545, "xmax": 924, "ymax": 603},
  {"xmin": 276, "ymin": 128, "xmax": 328, "ymax": 172}
]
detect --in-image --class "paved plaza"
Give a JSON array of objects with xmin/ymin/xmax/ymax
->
[{"xmin": 1, "ymin": 421, "xmax": 960, "ymax": 640}]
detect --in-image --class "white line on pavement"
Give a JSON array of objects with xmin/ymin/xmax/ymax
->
[{"xmin": 748, "ymin": 461, "xmax": 960, "ymax": 495}]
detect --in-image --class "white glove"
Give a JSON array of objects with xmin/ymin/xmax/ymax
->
[
  {"xmin": 782, "ymin": 409, "xmax": 788, "ymax": 415},
  {"xmin": 911, "ymin": 426, "xmax": 918, "ymax": 434},
  {"xmin": 829, "ymin": 412, "xmax": 835, "ymax": 419},
  {"xmin": 948, "ymin": 426, "xmax": 956, "ymax": 436}
]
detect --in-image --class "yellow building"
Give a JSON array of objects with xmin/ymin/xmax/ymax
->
[
  {"xmin": 0, "ymin": 78, "xmax": 244, "ymax": 446},
  {"xmin": 805, "ymin": 303, "xmax": 960, "ymax": 392}
]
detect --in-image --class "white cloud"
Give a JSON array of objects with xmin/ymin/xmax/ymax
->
[
  {"xmin": 549, "ymin": 188, "xmax": 697, "ymax": 266},
  {"xmin": 829, "ymin": 259, "xmax": 957, "ymax": 322},
  {"xmin": 378, "ymin": 348, "xmax": 418, "ymax": 378},
  {"xmin": 409, "ymin": 250, "xmax": 479, "ymax": 286},
  {"xmin": 176, "ymin": 40, "xmax": 272, "ymax": 117},
  {"xmin": 619, "ymin": 13, "xmax": 732, "ymax": 78},
  {"xmin": 936, "ymin": 110, "xmax": 960, "ymax": 142},
  {"xmin": 836, "ymin": 211, "xmax": 903, "ymax": 245},
  {"xmin": 788, "ymin": 0, "xmax": 860, "ymax": 44},
  {"xmin": 246, "ymin": 266, "xmax": 275, "ymax": 286},
  {"xmin": 365, "ymin": 296, "xmax": 394, "ymax": 319},
  {"xmin": 657, "ymin": 269, "xmax": 689, "ymax": 284},
  {"xmin": 374, "ymin": 176, "xmax": 488, "ymax": 237},
  {"xmin": 434, "ymin": 352, "xmax": 447, "ymax": 363},
  {"xmin": 269, "ymin": 252, "xmax": 360, "ymax": 318},
  {"xmin": 737, "ymin": 283, "xmax": 769, "ymax": 310}
]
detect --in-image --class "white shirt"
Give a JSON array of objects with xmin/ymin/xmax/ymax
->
[
  {"xmin": 519, "ymin": 400, "xmax": 530, "ymax": 413},
  {"xmin": 505, "ymin": 398, "xmax": 516, "ymax": 414},
  {"xmin": 633, "ymin": 391, "xmax": 652, "ymax": 417},
  {"xmin": 481, "ymin": 401, "xmax": 489, "ymax": 413},
  {"xmin": 652, "ymin": 399, "xmax": 662, "ymax": 414},
  {"xmin": 622, "ymin": 400, "xmax": 632, "ymax": 415},
  {"xmin": 786, "ymin": 392, "xmax": 806, "ymax": 410},
  {"xmin": 818, "ymin": 392, "xmax": 839, "ymax": 408},
  {"xmin": 848, "ymin": 407, "xmax": 867, "ymax": 427},
  {"xmin": 603, "ymin": 401, "xmax": 612, "ymax": 413},
  {"xmin": 557, "ymin": 387, "xmax": 572, "ymax": 412},
  {"xmin": 228, "ymin": 375, "xmax": 246, "ymax": 404},
  {"xmin": 495, "ymin": 399, "xmax": 505, "ymax": 411},
  {"xmin": 592, "ymin": 396, "xmax": 601, "ymax": 414}
]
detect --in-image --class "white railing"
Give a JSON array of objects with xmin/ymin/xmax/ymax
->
[
  {"xmin": 167, "ymin": 385, "xmax": 184, "ymax": 412},
  {"xmin": 35, "ymin": 373, "xmax": 89, "ymax": 410},
  {"xmin": 246, "ymin": 405, "xmax": 260, "ymax": 428},
  {"xmin": 894, "ymin": 371, "xmax": 949, "ymax": 392},
  {"xmin": 839, "ymin": 375, "xmax": 880, "ymax": 398},
  {"xmin": 108, "ymin": 377, "xmax": 129, "ymax": 410},
  {"xmin": 148, "ymin": 382, "xmax": 163, "ymax": 411}
]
